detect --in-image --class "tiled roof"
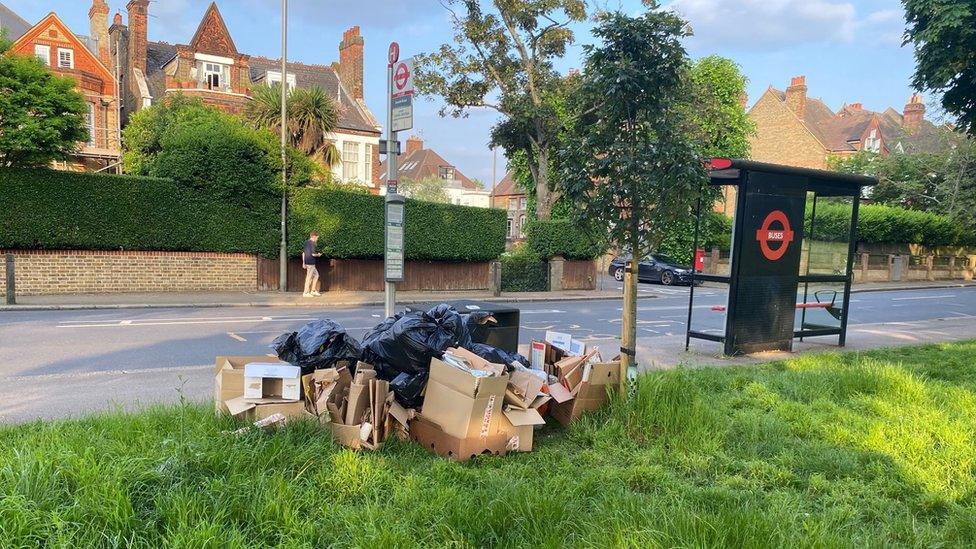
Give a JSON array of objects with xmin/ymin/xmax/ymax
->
[
  {"xmin": 136, "ymin": 42, "xmax": 379, "ymax": 135},
  {"xmin": 767, "ymin": 86, "xmax": 943, "ymax": 154},
  {"xmin": 379, "ymin": 147, "xmax": 480, "ymax": 189},
  {"xmin": 490, "ymin": 171, "xmax": 522, "ymax": 197},
  {"xmin": 0, "ymin": 2, "xmax": 30, "ymax": 41},
  {"xmin": 249, "ymin": 56, "xmax": 378, "ymax": 134}
]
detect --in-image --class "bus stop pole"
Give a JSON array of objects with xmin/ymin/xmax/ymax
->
[{"xmin": 384, "ymin": 60, "xmax": 397, "ymax": 319}]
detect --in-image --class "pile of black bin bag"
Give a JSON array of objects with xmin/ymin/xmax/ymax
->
[{"xmin": 271, "ymin": 304, "xmax": 528, "ymax": 408}]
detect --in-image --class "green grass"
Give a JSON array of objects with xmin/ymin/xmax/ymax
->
[{"xmin": 2, "ymin": 342, "xmax": 976, "ymax": 547}]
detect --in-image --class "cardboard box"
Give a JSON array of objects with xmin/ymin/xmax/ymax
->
[
  {"xmin": 244, "ymin": 363, "xmax": 301, "ymax": 401},
  {"xmin": 506, "ymin": 367, "xmax": 547, "ymax": 409},
  {"xmin": 500, "ymin": 406, "xmax": 546, "ymax": 452},
  {"xmin": 215, "ymin": 355, "xmax": 289, "ymax": 417},
  {"xmin": 410, "ymin": 415, "xmax": 509, "ymax": 461},
  {"xmin": 421, "ymin": 357, "xmax": 509, "ymax": 439},
  {"xmin": 330, "ymin": 421, "xmax": 363, "ymax": 449},
  {"xmin": 445, "ymin": 347, "xmax": 506, "ymax": 376},
  {"xmin": 549, "ymin": 361, "xmax": 620, "ymax": 426}
]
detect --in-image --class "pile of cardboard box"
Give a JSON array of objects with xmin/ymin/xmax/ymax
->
[{"xmin": 214, "ymin": 329, "xmax": 619, "ymax": 461}]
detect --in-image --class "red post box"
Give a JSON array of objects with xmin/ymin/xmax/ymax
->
[{"xmin": 694, "ymin": 248, "xmax": 705, "ymax": 272}]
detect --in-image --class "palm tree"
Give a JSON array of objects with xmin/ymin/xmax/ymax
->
[{"xmin": 246, "ymin": 84, "xmax": 341, "ymax": 169}]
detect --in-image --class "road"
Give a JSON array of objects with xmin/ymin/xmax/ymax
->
[{"xmin": 1, "ymin": 285, "xmax": 975, "ymax": 422}]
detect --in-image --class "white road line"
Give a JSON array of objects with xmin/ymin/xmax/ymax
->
[
  {"xmin": 521, "ymin": 309, "xmax": 566, "ymax": 314},
  {"xmin": 891, "ymin": 294, "xmax": 956, "ymax": 301},
  {"xmin": 227, "ymin": 332, "xmax": 247, "ymax": 342},
  {"xmin": 58, "ymin": 318, "xmax": 315, "ymax": 329},
  {"xmin": 119, "ymin": 320, "xmax": 132, "ymax": 326}
]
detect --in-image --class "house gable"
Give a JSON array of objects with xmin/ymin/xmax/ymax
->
[
  {"xmin": 748, "ymin": 88, "xmax": 830, "ymax": 170},
  {"xmin": 188, "ymin": 2, "xmax": 238, "ymax": 58},
  {"xmin": 10, "ymin": 12, "xmax": 115, "ymax": 95}
]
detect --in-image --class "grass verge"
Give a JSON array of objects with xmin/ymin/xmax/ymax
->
[{"xmin": 2, "ymin": 342, "xmax": 976, "ymax": 547}]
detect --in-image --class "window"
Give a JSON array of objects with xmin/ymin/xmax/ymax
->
[
  {"xmin": 507, "ymin": 218, "xmax": 514, "ymax": 238},
  {"xmin": 438, "ymin": 166, "xmax": 456, "ymax": 180},
  {"xmin": 266, "ymin": 71, "xmax": 297, "ymax": 93},
  {"xmin": 364, "ymin": 144, "xmax": 373, "ymax": 182},
  {"xmin": 204, "ymin": 62, "xmax": 223, "ymax": 89},
  {"xmin": 508, "ymin": 198, "xmax": 517, "ymax": 210},
  {"xmin": 34, "ymin": 44, "xmax": 51, "ymax": 65},
  {"xmin": 519, "ymin": 197, "xmax": 528, "ymax": 210},
  {"xmin": 342, "ymin": 142, "xmax": 360, "ymax": 181},
  {"xmin": 518, "ymin": 214, "xmax": 526, "ymax": 238},
  {"xmin": 57, "ymin": 48, "xmax": 74, "ymax": 69},
  {"xmin": 85, "ymin": 103, "xmax": 96, "ymax": 146},
  {"xmin": 864, "ymin": 129, "xmax": 881, "ymax": 153}
]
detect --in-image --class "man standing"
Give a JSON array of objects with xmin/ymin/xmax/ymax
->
[{"xmin": 303, "ymin": 231, "xmax": 322, "ymax": 297}]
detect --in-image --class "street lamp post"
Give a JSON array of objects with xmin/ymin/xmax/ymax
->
[{"xmin": 278, "ymin": 0, "xmax": 289, "ymax": 292}]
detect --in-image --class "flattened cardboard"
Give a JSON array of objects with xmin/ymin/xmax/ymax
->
[
  {"xmin": 410, "ymin": 415, "xmax": 509, "ymax": 462},
  {"xmin": 549, "ymin": 361, "xmax": 620, "ymax": 426},
  {"xmin": 330, "ymin": 422, "xmax": 362, "ymax": 449},
  {"xmin": 446, "ymin": 347, "xmax": 506, "ymax": 376},
  {"xmin": 547, "ymin": 382, "xmax": 574, "ymax": 404},
  {"xmin": 545, "ymin": 330, "xmax": 573, "ymax": 352},
  {"xmin": 502, "ymin": 406, "xmax": 545, "ymax": 427},
  {"xmin": 530, "ymin": 340, "xmax": 548, "ymax": 370},
  {"xmin": 345, "ymin": 381, "xmax": 370, "ymax": 425},
  {"xmin": 506, "ymin": 368, "xmax": 546, "ymax": 409}
]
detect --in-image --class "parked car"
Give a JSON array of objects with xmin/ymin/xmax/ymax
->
[{"xmin": 608, "ymin": 254, "xmax": 696, "ymax": 286}]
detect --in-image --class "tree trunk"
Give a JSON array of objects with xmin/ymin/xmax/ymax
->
[
  {"xmin": 619, "ymin": 218, "xmax": 640, "ymax": 395},
  {"xmin": 535, "ymin": 145, "xmax": 551, "ymax": 220}
]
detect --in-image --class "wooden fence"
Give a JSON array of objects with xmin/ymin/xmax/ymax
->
[{"xmin": 257, "ymin": 257, "xmax": 490, "ymax": 292}]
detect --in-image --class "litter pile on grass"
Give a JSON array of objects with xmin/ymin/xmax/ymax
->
[{"xmin": 2, "ymin": 342, "xmax": 975, "ymax": 546}]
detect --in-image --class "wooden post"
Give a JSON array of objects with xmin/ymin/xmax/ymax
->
[
  {"xmin": 949, "ymin": 256, "xmax": 956, "ymax": 279},
  {"xmin": 968, "ymin": 255, "xmax": 976, "ymax": 281},
  {"xmin": 619, "ymin": 257, "xmax": 638, "ymax": 394},
  {"xmin": 489, "ymin": 260, "xmax": 501, "ymax": 296},
  {"xmin": 4, "ymin": 253, "xmax": 14, "ymax": 305},
  {"xmin": 887, "ymin": 254, "xmax": 895, "ymax": 282},
  {"xmin": 860, "ymin": 253, "xmax": 869, "ymax": 282},
  {"xmin": 926, "ymin": 255, "xmax": 935, "ymax": 281}
]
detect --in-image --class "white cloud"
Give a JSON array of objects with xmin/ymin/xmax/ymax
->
[
  {"xmin": 860, "ymin": 8, "xmax": 905, "ymax": 45},
  {"xmin": 665, "ymin": 0, "xmax": 857, "ymax": 51}
]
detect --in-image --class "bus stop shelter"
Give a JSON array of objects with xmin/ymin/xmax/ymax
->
[{"xmin": 685, "ymin": 158, "xmax": 877, "ymax": 356}]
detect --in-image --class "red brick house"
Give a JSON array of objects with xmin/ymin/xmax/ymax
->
[
  {"xmin": 8, "ymin": 4, "xmax": 121, "ymax": 172},
  {"xmin": 490, "ymin": 171, "xmax": 529, "ymax": 246},
  {"xmin": 109, "ymin": 1, "xmax": 382, "ymax": 191},
  {"xmin": 749, "ymin": 75, "xmax": 942, "ymax": 171},
  {"xmin": 378, "ymin": 136, "xmax": 490, "ymax": 207}
]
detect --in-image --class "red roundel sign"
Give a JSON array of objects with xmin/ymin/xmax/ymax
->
[
  {"xmin": 755, "ymin": 210, "xmax": 795, "ymax": 261},
  {"xmin": 394, "ymin": 63, "xmax": 410, "ymax": 91}
]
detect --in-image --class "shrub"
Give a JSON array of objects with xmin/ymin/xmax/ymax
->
[
  {"xmin": 525, "ymin": 219, "xmax": 606, "ymax": 260},
  {"xmin": 0, "ymin": 168, "xmax": 279, "ymax": 255},
  {"xmin": 500, "ymin": 245, "xmax": 549, "ymax": 292},
  {"xmin": 808, "ymin": 202, "xmax": 962, "ymax": 246},
  {"xmin": 288, "ymin": 187, "xmax": 507, "ymax": 261},
  {"xmin": 657, "ymin": 212, "xmax": 733, "ymax": 264}
]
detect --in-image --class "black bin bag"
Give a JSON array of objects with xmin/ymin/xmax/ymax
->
[{"xmin": 271, "ymin": 319, "xmax": 363, "ymax": 375}]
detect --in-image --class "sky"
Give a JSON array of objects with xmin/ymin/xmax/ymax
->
[{"xmin": 5, "ymin": 0, "xmax": 927, "ymax": 188}]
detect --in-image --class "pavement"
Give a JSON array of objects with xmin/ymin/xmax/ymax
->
[
  {"xmin": 2, "ymin": 279, "xmax": 973, "ymax": 311},
  {"xmin": 2, "ymin": 284, "xmax": 975, "ymax": 423}
]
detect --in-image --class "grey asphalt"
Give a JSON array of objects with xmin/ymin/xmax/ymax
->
[{"xmin": 1, "ymin": 285, "xmax": 974, "ymax": 422}]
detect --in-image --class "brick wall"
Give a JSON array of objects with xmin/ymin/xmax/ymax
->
[
  {"xmin": 0, "ymin": 250, "xmax": 257, "ymax": 296},
  {"xmin": 748, "ymin": 90, "xmax": 829, "ymax": 170}
]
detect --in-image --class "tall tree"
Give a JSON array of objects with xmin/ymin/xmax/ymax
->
[
  {"xmin": 416, "ymin": 0, "xmax": 586, "ymax": 220},
  {"xmin": 0, "ymin": 46, "xmax": 89, "ymax": 167},
  {"xmin": 400, "ymin": 175, "xmax": 451, "ymax": 203},
  {"xmin": 903, "ymin": 0, "xmax": 976, "ymax": 136},
  {"xmin": 246, "ymin": 84, "xmax": 341, "ymax": 168},
  {"xmin": 560, "ymin": 7, "xmax": 706, "ymax": 382},
  {"xmin": 688, "ymin": 55, "xmax": 754, "ymax": 158}
]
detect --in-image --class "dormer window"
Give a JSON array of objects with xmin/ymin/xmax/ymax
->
[
  {"xmin": 266, "ymin": 71, "xmax": 297, "ymax": 93},
  {"xmin": 204, "ymin": 62, "xmax": 224, "ymax": 90},
  {"xmin": 864, "ymin": 129, "xmax": 881, "ymax": 153},
  {"xmin": 438, "ymin": 166, "xmax": 455, "ymax": 180}
]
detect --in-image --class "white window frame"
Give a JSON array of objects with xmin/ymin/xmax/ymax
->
[
  {"xmin": 342, "ymin": 142, "xmax": 360, "ymax": 181},
  {"xmin": 266, "ymin": 70, "xmax": 297, "ymax": 93},
  {"xmin": 204, "ymin": 62, "xmax": 224, "ymax": 90},
  {"xmin": 85, "ymin": 103, "xmax": 96, "ymax": 147},
  {"xmin": 34, "ymin": 44, "xmax": 51, "ymax": 66},
  {"xmin": 57, "ymin": 48, "xmax": 74, "ymax": 69},
  {"xmin": 507, "ymin": 218, "xmax": 514, "ymax": 238},
  {"xmin": 364, "ymin": 144, "xmax": 373, "ymax": 182},
  {"xmin": 519, "ymin": 214, "xmax": 527, "ymax": 238}
]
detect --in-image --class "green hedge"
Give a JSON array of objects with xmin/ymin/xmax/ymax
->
[
  {"xmin": 500, "ymin": 247, "xmax": 549, "ymax": 292},
  {"xmin": 809, "ymin": 202, "xmax": 962, "ymax": 247},
  {"xmin": 288, "ymin": 187, "xmax": 507, "ymax": 261},
  {"xmin": 525, "ymin": 219, "xmax": 606, "ymax": 260},
  {"xmin": 0, "ymin": 168, "xmax": 279, "ymax": 255},
  {"xmin": 658, "ymin": 212, "xmax": 734, "ymax": 264}
]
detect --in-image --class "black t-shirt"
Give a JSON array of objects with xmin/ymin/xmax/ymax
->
[{"xmin": 304, "ymin": 239, "xmax": 317, "ymax": 266}]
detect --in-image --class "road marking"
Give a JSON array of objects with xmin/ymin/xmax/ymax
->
[
  {"xmin": 58, "ymin": 317, "xmax": 315, "ymax": 329},
  {"xmin": 891, "ymin": 294, "xmax": 956, "ymax": 301},
  {"xmin": 120, "ymin": 320, "xmax": 132, "ymax": 326},
  {"xmin": 227, "ymin": 332, "xmax": 247, "ymax": 342},
  {"xmin": 521, "ymin": 309, "xmax": 566, "ymax": 314},
  {"xmin": 57, "ymin": 315, "xmax": 313, "ymax": 324},
  {"xmin": 371, "ymin": 314, "xmax": 381, "ymax": 318}
]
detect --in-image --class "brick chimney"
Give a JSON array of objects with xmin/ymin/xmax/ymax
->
[
  {"xmin": 127, "ymin": 0, "xmax": 149, "ymax": 75},
  {"xmin": 113, "ymin": 12, "xmax": 123, "ymax": 27},
  {"xmin": 405, "ymin": 135, "xmax": 423, "ymax": 156},
  {"xmin": 89, "ymin": 0, "xmax": 110, "ymax": 65},
  {"xmin": 785, "ymin": 75, "xmax": 807, "ymax": 120},
  {"xmin": 338, "ymin": 26, "xmax": 364, "ymax": 101},
  {"xmin": 849, "ymin": 102, "xmax": 863, "ymax": 111},
  {"xmin": 903, "ymin": 94, "xmax": 925, "ymax": 133}
]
